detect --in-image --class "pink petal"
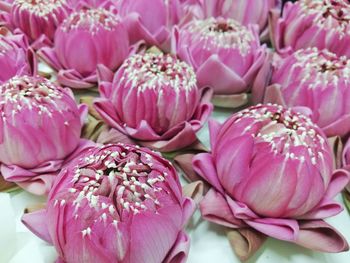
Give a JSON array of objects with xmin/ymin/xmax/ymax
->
[
  {"xmin": 163, "ymin": 231, "xmax": 190, "ymax": 263},
  {"xmin": 21, "ymin": 209, "xmax": 52, "ymax": 244},
  {"xmin": 295, "ymin": 220, "xmax": 349, "ymax": 252}
]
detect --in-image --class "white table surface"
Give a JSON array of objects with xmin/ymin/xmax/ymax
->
[{"xmin": 1, "ymin": 108, "xmax": 350, "ymax": 263}]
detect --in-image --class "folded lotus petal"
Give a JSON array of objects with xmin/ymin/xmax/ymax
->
[
  {"xmin": 225, "ymin": 196, "xmax": 259, "ymax": 220},
  {"xmin": 181, "ymin": 197, "xmax": 196, "ymax": 226},
  {"xmin": 208, "ymin": 119, "xmax": 221, "ymax": 150},
  {"xmin": 37, "ymin": 46, "xmax": 62, "ymax": 71},
  {"xmin": 163, "ymin": 231, "xmax": 190, "ymax": 263},
  {"xmin": 200, "ymin": 188, "xmax": 243, "ymax": 228},
  {"xmin": 1, "ymin": 162, "xmax": 61, "ymax": 195},
  {"xmin": 295, "ymin": 220, "xmax": 349, "ymax": 252},
  {"xmin": 196, "ymin": 54, "xmax": 247, "ymax": 94},
  {"xmin": 212, "ymin": 93, "xmax": 249, "ymax": 109},
  {"xmin": 96, "ymin": 64, "xmax": 114, "ymax": 83},
  {"xmin": 193, "ymin": 153, "xmax": 224, "ymax": 193},
  {"xmin": 140, "ymin": 122, "xmax": 199, "ymax": 152},
  {"xmin": 299, "ymin": 199, "xmax": 343, "ymax": 220},
  {"xmin": 227, "ymin": 228, "xmax": 266, "ymax": 262},
  {"xmin": 322, "ymin": 113, "xmax": 350, "ymax": 137},
  {"xmin": 174, "ymin": 153, "xmax": 201, "ymax": 182},
  {"xmin": 246, "ymin": 218, "xmax": 299, "ymax": 241},
  {"xmin": 263, "ymin": 84, "xmax": 286, "ymax": 106},
  {"xmin": 21, "ymin": 209, "xmax": 52, "ymax": 244},
  {"xmin": 96, "ymin": 128, "xmax": 136, "ymax": 145},
  {"xmin": 57, "ymin": 69, "xmax": 97, "ymax": 89},
  {"xmin": 182, "ymin": 181, "xmax": 204, "ymax": 204},
  {"xmin": 324, "ymin": 169, "xmax": 350, "ymax": 199}
]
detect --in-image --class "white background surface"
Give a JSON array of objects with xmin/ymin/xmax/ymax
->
[{"xmin": 1, "ymin": 108, "xmax": 350, "ymax": 263}]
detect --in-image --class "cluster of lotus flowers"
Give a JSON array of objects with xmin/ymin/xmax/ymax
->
[{"xmin": 1, "ymin": 0, "xmax": 350, "ymax": 262}]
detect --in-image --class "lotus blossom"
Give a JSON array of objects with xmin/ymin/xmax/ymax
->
[
  {"xmin": 253, "ymin": 47, "xmax": 350, "ymax": 137},
  {"xmin": 1, "ymin": 0, "xmax": 72, "ymax": 49},
  {"xmin": 0, "ymin": 75, "xmax": 91, "ymax": 195},
  {"xmin": 193, "ymin": 104, "xmax": 349, "ymax": 253},
  {"xmin": 22, "ymin": 143, "xmax": 195, "ymax": 263},
  {"xmin": 0, "ymin": 32, "xmax": 36, "ymax": 84},
  {"xmin": 271, "ymin": 0, "xmax": 350, "ymax": 57},
  {"xmin": 173, "ymin": 17, "xmax": 265, "ymax": 106},
  {"xmin": 195, "ymin": 0, "xmax": 281, "ymax": 40},
  {"xmin": 118, "ymin": 0, "xmax": 183, "ymax": 52},
  {"xmin": 38, "ymin": 7, "xmax": 129, "ymax": 89},
  {"xmin": 94, "ymin": 52, "xmax": 212, "ymax": 152}
]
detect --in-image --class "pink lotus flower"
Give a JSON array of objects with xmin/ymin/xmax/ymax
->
[
  {"xmin": 196, "ymin": 0, "xmax": 281, "ymax": 40},
  {"xmin": 253, "ymin": 47, "xmax": 350, "ymax": 137},
  {"xmin": 94, "ymin": 53, "xmax": 212, "ymax": 152},
  {"xmin": 0, "ymin": 32, "xmax": 36, "ymax": 84},
  {"xmin": 173, "ymin": 17, "xmax": 265, "ymax": 106},
  {"xmin": 118, "ymin": 0, "xmax": 184, "ymax": 52},
  {"xmin": 22, "ymin": 143, "xmax": 195, "ymax": 263},
  {"xmin": 193, "ymin": 104, "xmax": 349, "ymax": 253},
  {"xmin": 0, "ymin": 75, "xmax": 92, "ymax": 195},
  {"xmin": 2, "ymin": 0, "xmax": 72, "ymax": 49},
  {"xmin": 38, "ymin": 7, "xmax": 129, "ymax": 89},
  {"xmin": 271, "ymin": 0, "xmax": 350, "ymax": 57}
]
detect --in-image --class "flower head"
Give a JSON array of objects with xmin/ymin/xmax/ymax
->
[
  {"xmin": 0, "ymin": 75, "xmax": 88, "ymax": 194},
  {"xmin": 198, "ymin": 0, "xmax": 281, "ymax": 39},
  {"xmin": 271, "ymin": 0, "xmax": 350, "ymax": 57},
  {"xmin": 9, "ymin": 0, "xmax": 72, "ymax": 47},
  {"xmin": 174, "ymin": 17, "xmax": 265, "ymax": 95},
  {"xmin": 118, "ymin": 0, "xmax": 182, "ymax": 51},
  {"xmin": 22, "ymin": 143, "xmax": 194, "ymax": 263},
  {"xmin": 193, "ymin": 104, "xmax": 349, "ymax": 252},
  {"xmin": 0, "ymin": 33, "xmax": 36, "ymax": 83},
  {"xmin": 38, "ymin": 7, "xmax": 129, "ymax": 88},
  {"xmin": 253, "ymin": 47, "xmax": 350, "ymax": 137},
  {"xmin": 94, "ymin": 52, "xmax": 212, "ymax": 152}
]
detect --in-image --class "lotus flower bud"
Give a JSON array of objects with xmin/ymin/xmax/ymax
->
[
  {"xmin": 0, "ymin": 33, "xmax": 36, "ymax": 84},
  {"xmin": 94, "ymin": 53, "xmax": 212, "ymax": 152},
  {"xmin": 22, "ymin": 143, "xmax": 195, "ymax": 263},
  {"xmin": 253, "ymin": 47, "xmax": 350, "ymax": 137},
  {"xmin": 193, "ymin": 104, "xmax": 349, "ymax": 251},
  {"xmin": 271, "ymin": 0, "xmax": 350, "ymax": 57},
  {"xmin": 9, "ymin": 0, "xmax": 72, "ymax": 47},
  {"xmin": 118, "ymin": 0, "xmax": 182, "ymax": 51},
  {"xmin": 198, "ymin": 0, "xmax": 281, "ymax": 40},
  {"xmin": 38, "ymin": 7, "xmax": 129, "ymax": 88},
  {"xmin": 174, "ymin": 17, "xmax": 265, "ymax": 98},
  {"xmin": 0, "ymin": 75, "xmax": 89, "ymax": 194}
]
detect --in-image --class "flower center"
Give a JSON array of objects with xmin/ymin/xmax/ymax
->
[
  {"xmin": 301, "ymin": 0, "xmax": 350, "ymax": 34},
  {"xmin": 121, "ymin": 53, "xmax": 197, "ymax": 92},
  {"xmin": 61, "ymin": 8, "xmax": 120, "ymax": 33},
  {"xmin": 292, "ymin": 48, "xmax": 350, "ymax": 84},
  {"xmin": 235, "ymin": 104, "xmax": 327, "ymax": 165},
  {"xmin": 0, "ymin": 76, "xmax": 63, "ymax": 117},
  {"xmin": 69, "ymin": 144, "xmax": 172, "ymax": 216},
  {"xmin": 13, "ymin": 0, "xmax": 67, "ymax": 16},
  {"xmin": 187, "ymin": 17, "xmax": 255, "ymax": 54}
]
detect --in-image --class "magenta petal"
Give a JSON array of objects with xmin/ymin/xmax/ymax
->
[
  {"xmin": 263, "ymin": 84, "xmax": 287, "ymax": 106},
  {"xmin": 57, "ymin": 69, "xmax": 97, "ymax": 89},
  {"xmin": 322, "ymin": 113, "xmax": 350, "ymax": 137},
  {"xmin": 174, "ymin": 153, "xmax": 201, "ymax": 182},
  {"xmin": 96, "ymin": 64, "xmax": 114, "ymax": 83},
  {"xmin": 208, "ymin": 119, "xmax": 222, "ymax": 151},
  {"xmin": 181, "ymin": 197, "xmax": 196, "ymax": 226},
  {"xmin": 196, "ymin": 55, "xmax": 247, "ymax": 94},
  {"xmin": 96, "ymin": 128, "xmax": 136, "ymax": 145},
  {"xmin": 246, "ymin": 218, "xmax": 299, "ymax": 241},
  {"xmin": 295, "ymin": 220, "xmax": 349, "ymax": 252},
  {"xmin": 200, "ymin": 189, "xmax": 243, "ymax": 228},
  {"xmin": 163, "ymin": 231, "xmax": 190, "ymax": 263},
  {"xmin": 37, "ymin": 47, "xmax": 62, "ymax": 71},
  {"xmin": 193, "ymin": 153, "xmax": 224, "ymax": 193},
  {"xmin": 21, "ymin": 209, "xmax": 52, "ymax": 244},
  {"xmin": 324, "ymin": 169, "xmax": 350, "ymax": 199},
  {"xmin": 299, "ymin": 199, "xmax": 343, "ymax": 220}
]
